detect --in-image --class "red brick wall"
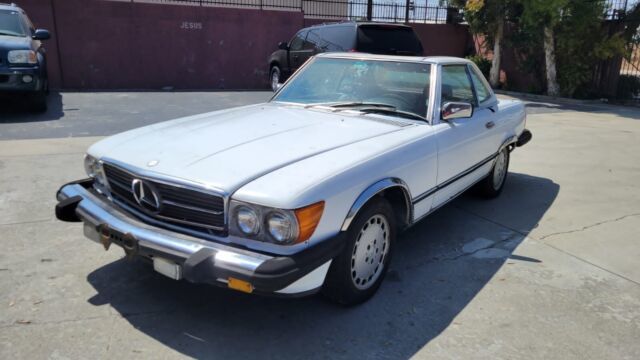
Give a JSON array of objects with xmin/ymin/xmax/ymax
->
[
  {"xmin": 19, "ymin": 0, "xmax": 304, "ymax": 89},
  {"xmin": 18, "ymin": 0, "xmax": 473, "ymax": 90}
]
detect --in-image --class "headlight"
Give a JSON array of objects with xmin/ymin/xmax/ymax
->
[
  {"xmin": 266, "ymin": 211, "xmax": 297, "ymax": 243},
  {"xmin": 235, "ymin": 206, "xmax": 260, "ymax": 235},
  {"xmin": 229, "ymin": 200, "xmax": 324, "ymax": 245},
  {"xmin": 84, "ymin": 155, "xmax": 98, "ymax": 178},
  {"xmin": 84, "ymin": 154, "xmax": 108, "ymax": 194},
  {"xmin": 8, "ymin": 50, "xmax": 37, "ymax": 64}
]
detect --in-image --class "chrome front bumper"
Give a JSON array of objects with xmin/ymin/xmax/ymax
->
[{"xmin": 56, "ymin": 181, "xmax": 343, "ymax": 295}]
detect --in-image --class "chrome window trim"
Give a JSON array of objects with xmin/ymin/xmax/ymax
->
[{"xmin": 426, "ymin": 63, "xmax": 439, "ymax": 124}]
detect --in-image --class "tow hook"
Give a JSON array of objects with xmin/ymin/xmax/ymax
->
[
  {"xmin": 99, "ymin": 224, "xmax": 139, "ymax": 260},
  {"xmin": 122, "ymin": 233, "xmax": 139, "ymax": 261},
  {"xmin": 99, "ymin": 224, "xmax": 112, "ymax": 250}
]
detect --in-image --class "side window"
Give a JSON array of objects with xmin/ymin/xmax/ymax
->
[
  {"xmin": 319, "ymin": 26, "xmax": 353, "ymax": 51},
  {"xmin": 289, "ymin": 30, "xmax": 307, "ymax": 51},
  {"xmin": 305, "ymin": 30, "xmax": 321, "ymax": 51},
  {"xmin": 440, "ymin": 65, "xmax": 476, "ymax": 106},
  {"xmin": 469, "ymin": 66, "xmax": 491, "ymax": 104}
]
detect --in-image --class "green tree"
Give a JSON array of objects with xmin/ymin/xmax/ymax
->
[
  {"xmin": 519, "ymin": 0, "xmax": 626, "ymax": 97},
  {"xmin": 518, "ymin": 0, "xmax": 567, "ymax": 96},
  {"xmin": 451, "ymin": 0, "xmax": 515, "ymax": 87}
]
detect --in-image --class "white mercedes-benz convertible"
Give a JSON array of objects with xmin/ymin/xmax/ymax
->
[{"xmin": 56, "ymin": 53, "xmax": 531, "ymax": 305}]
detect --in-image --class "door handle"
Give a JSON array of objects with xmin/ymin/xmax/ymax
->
[{"xmin": 485, "ymin": 121, "xmax": 495, "ymax": 129}]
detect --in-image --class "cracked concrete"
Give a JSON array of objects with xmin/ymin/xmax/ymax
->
[
  {"xmin": 1, "ymin": 93, "xmax": 640, "ymax": 359},
  {"xmin": 538, "ymin": 212, "xmax": 640, "ymax": 240}
]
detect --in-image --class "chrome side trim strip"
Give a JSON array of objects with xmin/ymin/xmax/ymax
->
[
  {"xmin": 409, "ymin": 164, "xmax": 491, "ymax": 226},
  {"xmin": 340, "ymin": 178, "xmax": 412, "ymax": 231},
  {"xmin": 412, "ymin": 152, "xmax": 498, "ymax": 204}
]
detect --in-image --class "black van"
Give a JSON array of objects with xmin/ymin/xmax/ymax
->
[{"xmin": 267, "ymin": 22, "xmax": 424, "ymax": 91}]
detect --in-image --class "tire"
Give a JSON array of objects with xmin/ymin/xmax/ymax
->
[
  {"xmin": 475, "ymin": 147, "xmax": 510, "ymax": 198},
  {"xmin": 43, "ymin": 76, "xmax": 50, "ymax": 95},
  {"xmin": 322, "ymin": 197, "xmax": 396, "ymax": 305},
  {"xmin": 30, "ymin": 90, "xmax": 47, "ymax": 113},
  {"xmin": 270, "ymin": 65, "xmax": 281, "ymax": 92}
]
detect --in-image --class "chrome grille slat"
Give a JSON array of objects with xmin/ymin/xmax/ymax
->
[
  {"xmin": 102, "ymin": 163, "xmax": 225, "ymax": 233},
  {"xmin": 162, "ymin": 200, "xmax": 223, "ymax": 215}
]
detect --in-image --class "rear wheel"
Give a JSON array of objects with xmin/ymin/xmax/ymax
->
[
  {"xmin": 476, "ymin": 147, "xmax": 510, "ymax": 198},
  {"xmin": 322, "ymin": 197, "xmax": 395, "ymax": 305},
  {"xmin": 270, "ymin": 66, "xmax": 281, "ymax": 92}
]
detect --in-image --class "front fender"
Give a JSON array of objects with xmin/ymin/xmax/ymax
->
[{"xmin": 340, "ymin": 178, "xmax": 412, "ymax": 231}]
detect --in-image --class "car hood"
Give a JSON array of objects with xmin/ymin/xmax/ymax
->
[
  {"xmin": 0, "ymin": 34, "xmax": 31, "ymax": 50},
  {"xmin": 89, "ymin": 103, "xmax": 410, "ymax": 194}
]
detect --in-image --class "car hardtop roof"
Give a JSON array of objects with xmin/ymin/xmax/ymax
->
[
  {"xmin": 305, "ymin": 21, "xmax": 413, "ymax": 30},
  {"xmin": 0, "ymin": 3, "xmax": 21, "ymax": 11},
  {"xmin": 316, "ymin": 52, "xmax": 474, "ymax": 65}
]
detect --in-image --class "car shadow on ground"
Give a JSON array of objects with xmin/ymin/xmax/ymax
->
[
  {"xmin": 86, "ymin": 172, "xmax": 559, "ymax": 359},
  {"xmin": 0, "ymin": 92, "xmax": 64, "ymax": 122}
]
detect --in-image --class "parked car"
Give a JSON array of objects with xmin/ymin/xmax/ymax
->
[
  {"xmin": 56, "ymin": 54, "xmax": 531, "ymax": 305},
  {"xmin": 268, "ymin": 21, "xmax": 424, "ymax": 91},
  {"xmin": 0, "ymin": 3, "xmax": 50, "ymax": 112}
]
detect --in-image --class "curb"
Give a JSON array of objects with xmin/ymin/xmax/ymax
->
[{"xmin": 494, "ymin": 90, "xmax": 607, "ymax": 106}]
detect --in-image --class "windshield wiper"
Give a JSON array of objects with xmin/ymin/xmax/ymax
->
[
  {"xmin": 304, "ymin": 101, "xmax": 396, "ymax": 109},
  {"xmin": 354, "ymin": 107, "xmax": 427, "ymax": 122},
  {"xmin": 303, "ymin": 101, "xmax": 426, "ymax": 121}
]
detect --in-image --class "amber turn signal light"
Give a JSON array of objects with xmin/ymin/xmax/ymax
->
[
  {"xmin": 294, "ymin": 201, "xmax": 325, "ymax": 243},
  {"xmin": 228, "ymin": 277, "xmax": 253, "ymax": 293}
]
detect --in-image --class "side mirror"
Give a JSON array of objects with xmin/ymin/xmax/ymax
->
[
  {"xmin": 441, "ymin": 102, "xmax": 473, "ymax": 121},
  {"xmin": 33, "ymin": 29, "xmax": 51, "ymax": 40},
  {"xmin": 278, "ymin": 41, "xmax": 288, "ymax": 50}
]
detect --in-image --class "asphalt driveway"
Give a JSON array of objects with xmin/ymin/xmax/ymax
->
[{"xmin": 0, "ymin": 92, "xmax": 639, "ymax": 359}]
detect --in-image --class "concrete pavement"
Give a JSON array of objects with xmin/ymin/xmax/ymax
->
[{"xmin": 0, "ymin": 93, "xmax": 639, "ymax": 359}]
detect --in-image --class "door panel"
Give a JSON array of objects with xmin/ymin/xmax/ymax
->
[
  {"xmin": 288, "ymin": 30, "xmax": 310, "ymax": 72},
  {"xmin": 433, "ymin": 65, "xmax": 497, "ymax": 208}
]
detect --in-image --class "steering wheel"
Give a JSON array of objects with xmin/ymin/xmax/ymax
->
[{"xmin": 366, "ymin": 93, "xmax": 413, "ymax": 110}]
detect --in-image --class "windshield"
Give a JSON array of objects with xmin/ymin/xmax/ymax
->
[
  {"xmin": 0, "ymin": 10, "xmax": 27, "ymax": 37},
  {"xmin": 273, "ymin": 57, "xmax": 431, "ymax": 118}
]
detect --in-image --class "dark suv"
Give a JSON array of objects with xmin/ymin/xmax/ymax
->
[
  {"xmin": 0, "ymin": 3, "xmax": 50, "ymax": 112},
  {"xmin": 268, "ymin": 22, "xmax": 424, "ymax": 91}
]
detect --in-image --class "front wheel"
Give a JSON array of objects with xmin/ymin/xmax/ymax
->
[
  {"xmin": 270, "ymin": 66, "xmax": 281, "ymax": 92},
  {"xmin": 322, "ymin": 197, "xmax": 395, "ymax": 305},
  {"xmin": 476, "ymin": 147, "xmax": 510, "ymax": 198}
]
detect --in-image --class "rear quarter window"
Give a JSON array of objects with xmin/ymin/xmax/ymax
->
[
  {"xmin": 356, "ymin": 26, "xmax": 423, "ymax": 56},
  {"xmin": 316, "ymin": 26, "xmax": 355, "ymax": 51}
]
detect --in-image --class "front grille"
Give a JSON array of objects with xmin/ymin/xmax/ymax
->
[{"xmin": 102, "ymin": 163, "xmax": 225, "ymax": 232}]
